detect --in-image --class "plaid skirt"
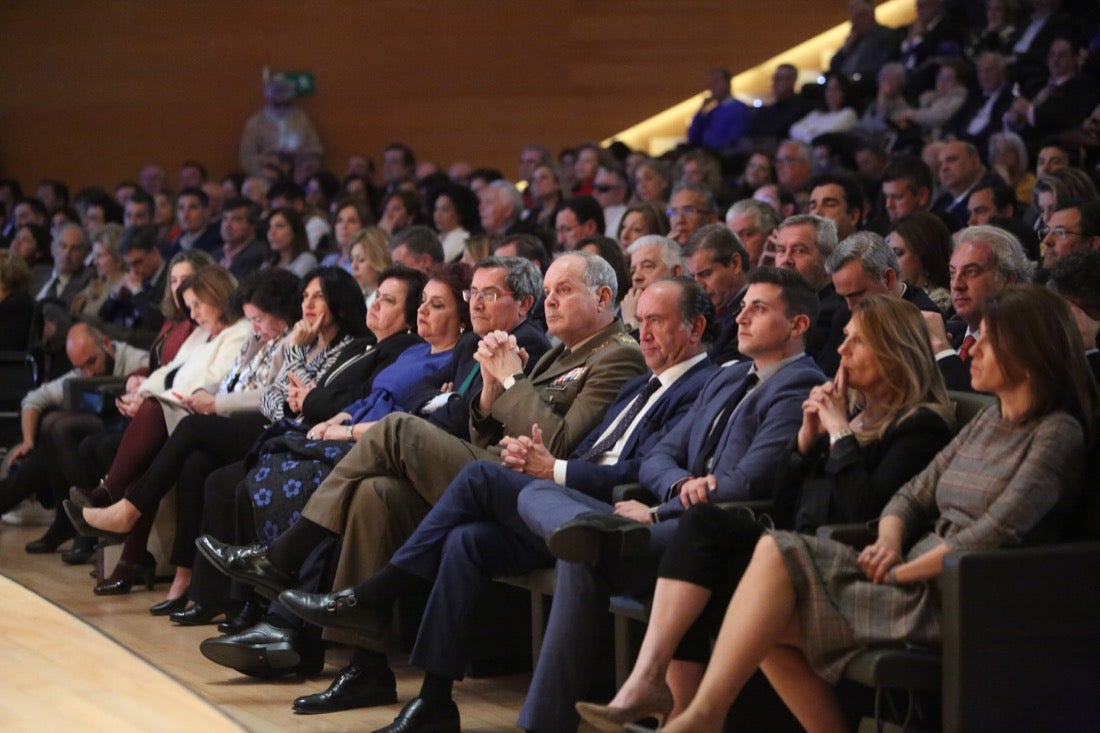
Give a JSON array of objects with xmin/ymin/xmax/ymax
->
[{"xmin": 770, "ymin": 530, "xmax": 942, "ymax": 684}]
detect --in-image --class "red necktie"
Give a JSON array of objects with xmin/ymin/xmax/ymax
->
[{"xmin": 958, "ymin": 334, "xmax": 976, "ymax": 361}]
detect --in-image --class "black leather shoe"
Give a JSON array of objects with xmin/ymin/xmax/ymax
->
[
  {"xmin": 62, "ymin": 500, "xmax": 126, "ymax": 544},
  {"xmin": 200, "ymin": 621, "xmax": 322, "ymax": 678},
  {"xmin": 547, "ymin": 513, "xmax": 651, "ymax": 564},
  {"xmin": 170, "ymin": 602, "xmax": 227, "ymax": 626},
  {"xmin": 372, "ymin": 696, "xmax": 460, "ymax": 733},
  {"xmin": 24, "ymin": 522, "xmax": 75, "ymax": 554},
  {"xmin": 195, "ymin": 536, "xmax": 295, "ymax": 599},
  {"xmin": 279, "ymin": 587, "xmax": 386, "ymax": 637},
  {"xmin": 293, "ymin": 661, "xmax": 397, "ymax": 714},
  {"xmin": 218, "ymin": 600, "xmax": 262, "ymax": 634},
  {"xmin": 61, "ymin": 536, "xmax": 97, "ymax": 565},
  {"xmin": 149, "ymin": 596, "xmax": 189, "ymax": 616}
]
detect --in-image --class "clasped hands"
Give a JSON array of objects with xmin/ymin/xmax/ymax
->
[
  {"xmin": 475, "ymin": 330, "xmax": 528, "ymax": 410},
  {"xmin": 797, "ymin": 366, "xmax": 850, "ymax": 454}
]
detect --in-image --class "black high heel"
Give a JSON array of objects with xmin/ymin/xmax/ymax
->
[
  {"xmin": 63, "ymin": 500, "xmax": 127, "ymax": 544},
  {"xmin": 94, "ymin": 552, "xmax": 156, "ymax": 596},
  {"xmin": 149, "ymin": 596, "xmax": 189, "ymax": 616}
]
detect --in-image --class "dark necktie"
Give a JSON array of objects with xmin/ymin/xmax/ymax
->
[
  {"xmin": 691, "ymin": 372, "xmax": 758, "ymax": 477},
  {"xmin": 46, "ymin": 278, "xmax": 60, "ymax": 299},
  {"xmin": 958, "ymin": 334, "xmax": 976, "ymax": 362},
  {"xmin": 582, "ymin": 377, "xmax": 661, "ymax": 460}
]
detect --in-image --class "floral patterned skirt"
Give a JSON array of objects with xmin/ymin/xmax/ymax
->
[{"xmin": 242, "ymin": 431, "xmax": 354, "ymax": 541}]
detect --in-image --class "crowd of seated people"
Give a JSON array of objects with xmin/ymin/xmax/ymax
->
[{"xmin": 0, "ymin": 3, "xmax": 1099, "ymax": 732}]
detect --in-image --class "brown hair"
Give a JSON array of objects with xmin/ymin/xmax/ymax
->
[
  {"xmin": 981, "ymin": 285, "xmax": 1099, "ymax": 436},
  {"xmin": 179, "ymin": 265, "xmax": 241, "ymax": 326}
]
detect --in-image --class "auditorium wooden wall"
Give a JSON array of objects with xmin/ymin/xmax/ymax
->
[{"xmin": 0, "ymin": 1, "xmax": 846, "ymax": 190}]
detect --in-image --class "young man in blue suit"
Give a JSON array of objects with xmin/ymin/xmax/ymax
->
[
  {"xmin": 515, "ymin": 266, "xmax": 826, "ymax": 732},
  {"xmin": 277, "ymin": 277, "xmax": 718, "ymax": 729}
]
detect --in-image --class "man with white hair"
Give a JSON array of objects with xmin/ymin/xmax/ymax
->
[
  {"xmin": 478, "ymin": 179, "xmax": 538, "ymax": 237},
  {"xmin": 621, "ymin": 235, "xmax": 684, "ymax": 331},
  {"xmin": 725, "ymin": 199, "xmax": 780, "ymax": 268}
]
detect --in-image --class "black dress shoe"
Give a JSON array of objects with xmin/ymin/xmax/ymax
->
[
  {"xmin": 373, "ymin": 696, "xmax": 460, "ymax": 733},
  {"xmin": 149, "ymin": 596, "xmax": 189, "ymax": 616},
  {"xmin": 218, "ymin": 600, "xmax": 262, "ymax": 634},
  {"xmin": 24, "ymin": 522, "xmax": 75, "ymax": 554},
  {"xmin": 60, "ymin": 536, "xmax": 97, "ymax": 565},
  {"xmin": 195, "ymin": 535, "xmax": 296, "ymax": 599},
  {"xmin": 62, "ymin": 500, "xmax": 126, "ymax": 544},
  {"xmin": 200, "ymin": 621, "xmax": 322, "ymax": 678},
  {"xmin": 170, "ymin": 602, "xmax": 227, "ymax": 626},
  {"xmin": 293, "ymin": 661, "xmax": 397, "ymax": 714},
  {"xmin": 547, "ymin": 513, "xmax": 651, "ymax": 564},
  {"xmin": 279, "ymin": 587, "xmax": 386, "ymax": 637}
]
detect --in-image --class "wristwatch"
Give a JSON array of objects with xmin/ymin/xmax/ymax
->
[
  {"xmin": 502, "ymin": 373, "xmax": 526, "ymax": 390},
  {"xmin": 346, "ymin": 425, "xmax": 354, "ymax": 440},
  {"xmin": 829, "ymin": 428, "xmax": 853, "ymax": 447},
  {"xmin": 648, "ymin": 506, "xmax": 661, "ymax": 524}
]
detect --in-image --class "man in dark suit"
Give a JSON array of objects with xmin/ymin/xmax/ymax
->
[
  {"xmin": 931, "ymin": 225, "xmax": 1034, "ymax": 391},
  {"xmin": 1006, "ymin": 37, "xmax": 1100, "ymax": 150},
  {"xmin": 514, "ymin": 267, "xmax": 825, "ymax": 732},
  {"xmin": 773, "ymin": 214, "xmax": 845, "ymax": 367},
  {"xmin": 96, "ymin": 225, "xmax": 168, "ymax": 346},
  {"xmin": 165, "ymin": 186, "xmax": 222, "ymax": 258},
  {"xmin": 198, "ymin": 252, "xmax": 647, "ymax": 676},
  {"xmin": 277, "ymin": 278, "xmax": 718, "ymax": 727},
  {"xmin": 35, "ymin": 223, "xmax": 92, "ymax": 305},
  {"xmin": 218, "ymin": 197, "xmax": 268, "ymax": 281},
  {"xmin": 684, "ymin": 224, "xmax": 748, "ymax": 364},
  {"xmin": 946, "ymin": 51, "xmax": 1014, "ymax": 157}
]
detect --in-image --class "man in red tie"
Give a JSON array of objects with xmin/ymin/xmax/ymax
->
[{"xmin": 928, "ymin": 225, "xmax": 1035, "ymax": 390}]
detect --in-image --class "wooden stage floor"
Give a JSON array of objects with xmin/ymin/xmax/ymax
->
[{"xmin": 0, "ymin": 523, "xmax": 531, "ymax": 732}]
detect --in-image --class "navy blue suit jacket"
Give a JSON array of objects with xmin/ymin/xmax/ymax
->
[
  {"xmin": 560, "ymin": 356, "xmax": 717, "ymax": 500},
  {"xmin": 640, "ymin": 354, "xmax": 825, "ymax": 519}
]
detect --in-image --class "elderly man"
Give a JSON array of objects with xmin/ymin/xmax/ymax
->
[
  {"xmin": 621, "ymin": 235, "xmax": 684, "ymax": 332},
  {"xmin": 931, "ymin": 225, "xmax": 1034, "ymax": 390},
  {"xmin": 36, "ymin": 223, "xmax": 91, "ymax": 305},
  {"xmin": 199, "ymin": 253, "xmax": 646, "ymax": 679},
  {"xmin": 280, "ymin": 277, "xmax": 718, "ymax": 727},
  {"xmin": 516, "ymin": 267, "xmax": 824, "ymax": 732},
  {"xmin": 725, "ymin": 199, "xmax": 780, "ymax": 268},
  {"xmin": 933, "ymin": 141, "xmax": 1001, "ymax": 230},
  {"xmin": 667, "ymin": 183, "xmax": 719, "ymax": 247},
  {"xmin": 684, "ymin": 224, "xmax": 749, "ymax": 363},
  {"xmin": 478, "ymin": 179, "xmax": 537, "ymax": 237},
  {"xmin": 0, "ymin": 323, "xmax": 147, "ymax": 555},
  {"xmin": 555, "ymin": 195, "xmax": 604, "ymax": 250},
  {"xmin": 773, "ymin": 214, "xmax": 844, "ymax": 367},
  {"xmin": 818, "ymin": 230, "xmax": 944, "ymax": 374}
]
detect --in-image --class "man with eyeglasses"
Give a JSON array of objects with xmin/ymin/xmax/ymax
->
[
  {"xmin": 1041, "ymin": 201, "xmax": 1100, "ymax": 271},
  {"xmin": 666, "ymin": 183, "xmax": 718, "ymax": 247},
  {"xmin": 592, "ymin": 166, "xmax": 629, "ymax": 237},
  {"xmin": 97, "ymin": 225, "xmax": 167, "ymax": 345},
  {"xmin": 0, "ymin": 322, "xmax": 148, "ymax": 555}
]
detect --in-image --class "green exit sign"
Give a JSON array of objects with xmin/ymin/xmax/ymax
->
[{"xmin": 278, "ymin": 71, "xmax": 315, "ymax": 97}]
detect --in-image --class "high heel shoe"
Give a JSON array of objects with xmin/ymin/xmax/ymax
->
[
  {"xmin": 94, "ymin": 552, "xmax": 156, "ymax": 596},
  {"xmin": 63, "ymin": 500, "xmax": 127, "ymax": 544},
  {"xmin": 575, "ymin": 684, "xmax": 674, "ymax": 732},
  {"xmin": 149, "ymin": 596, "xmax": 189, "ymax": 616}
]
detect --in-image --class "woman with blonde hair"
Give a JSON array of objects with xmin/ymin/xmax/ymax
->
[
  {"xmin": 347, "ymin": 226, "xmax": 392, "ymax": 306},
  {"xmin": 70, "ymin": 223, "xmax": 126, "ymax": 318}
]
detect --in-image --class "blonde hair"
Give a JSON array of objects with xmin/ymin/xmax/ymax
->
[
  {"xmin": 349, "ymin": 227, "xmax": 392, "ymax": 275},
  {"xmin": 847, "ymin": 295, "xmax": 954, "ymax": 441}
]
